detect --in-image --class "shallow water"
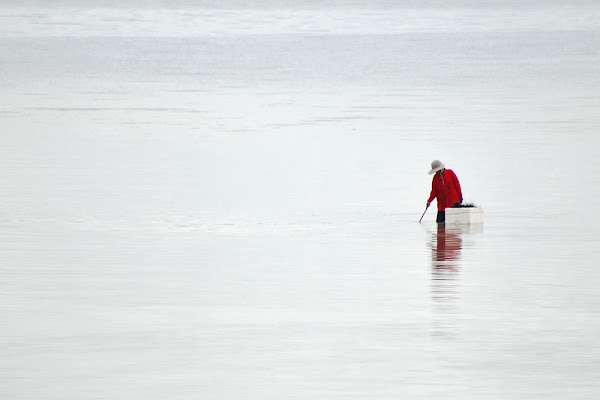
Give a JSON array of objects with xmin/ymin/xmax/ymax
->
[{"xmin": 2, "ymin": 1, "xmax": 600, "ymax": 399}]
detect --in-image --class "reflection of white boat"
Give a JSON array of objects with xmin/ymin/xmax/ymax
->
[
  {"xmin": 445, "ymin": 207, "xmax": 483, "ymax": 225},
  {"xmin": 443, "ymin": 223, "xmax": 483, "ymax": 235}
]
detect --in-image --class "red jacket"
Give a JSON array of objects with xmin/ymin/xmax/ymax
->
[{"xmin": 428, "ymin": 169, "xmax": 463, "ymax": 211}]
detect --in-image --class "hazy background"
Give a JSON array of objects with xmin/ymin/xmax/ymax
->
[{"xmin": 2, "ymin": 1, "xmax": 600, "ymax": 399}]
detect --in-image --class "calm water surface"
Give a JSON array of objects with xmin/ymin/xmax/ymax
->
[{"xmin": 2, "ymin": 1, "xmax": 600, "ymax": 399}]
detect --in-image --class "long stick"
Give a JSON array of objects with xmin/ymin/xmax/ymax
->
[{"xmin": 419, "ymin": 204, "xmax": 430, "ymax": 222}]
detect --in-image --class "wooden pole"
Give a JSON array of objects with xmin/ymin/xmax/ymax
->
[{"xmin": 419, "ymin": 204, "xmax": 430, "ymax": 222}]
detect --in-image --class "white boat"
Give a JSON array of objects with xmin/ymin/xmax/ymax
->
[{"xmin": 445, "ymin": 207, "xmax": 483, "ymax": 224}]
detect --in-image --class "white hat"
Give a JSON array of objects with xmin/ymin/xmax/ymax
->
[{"xmin": 428, "ymin": 160, "xmax": 445, "ymax": 175}]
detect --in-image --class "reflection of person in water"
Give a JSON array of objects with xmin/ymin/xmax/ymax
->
[
  {"xmin": 430, "ymin": 224, "xmax": 463, "ymax": 337},
  {"xmin": 432, "ymin": 224, "xmax": 462, "ymax": 270}
]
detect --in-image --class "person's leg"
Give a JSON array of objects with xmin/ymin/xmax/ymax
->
[{"xmin": 436, "ymin": 210, "xmax": 445, "ymax": 223}]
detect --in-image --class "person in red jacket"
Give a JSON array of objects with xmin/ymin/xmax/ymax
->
[{"xmin": 426, "ymin": 160, "xmax": 463, "ymax": 223}]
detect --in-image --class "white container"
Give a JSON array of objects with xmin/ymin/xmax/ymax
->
[{"xmin": 445, "ymin": 207, "xmax": 483, "ymax": 224}]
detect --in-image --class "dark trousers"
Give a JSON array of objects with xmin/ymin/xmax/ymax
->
[{"xmin": 436, "ymin": 211, "xmax": 445, "ymax": 223}]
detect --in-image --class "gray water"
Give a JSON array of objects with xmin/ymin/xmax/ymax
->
[{"xmin": 2, "ymin": 1, "xmax": 600, "ymax": 399}]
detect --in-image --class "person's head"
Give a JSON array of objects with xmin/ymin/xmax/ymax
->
[{"xmin": 428, "ymin": 160, "xmax": 445, "ymax": 175}]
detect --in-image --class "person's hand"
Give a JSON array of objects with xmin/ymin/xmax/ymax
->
[{"xmin": 426, "ymin": 201, "xmax": 431, "ymax": 208}]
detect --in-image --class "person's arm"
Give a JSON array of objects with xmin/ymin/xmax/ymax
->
[{"xmin": 450, "ymin": 170, "xmax": 463, "ymax": 203}]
